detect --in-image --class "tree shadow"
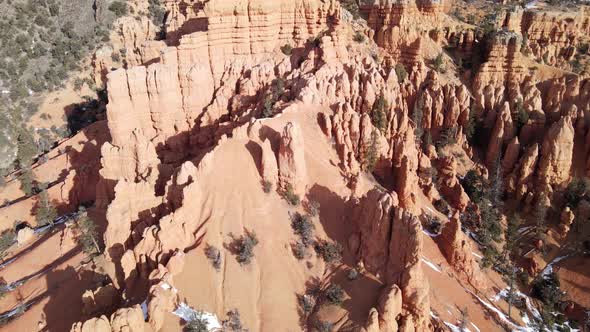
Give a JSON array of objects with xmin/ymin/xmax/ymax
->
[{"xmin": 41, "ymin": 266, "xmax": 104, "ymax": 331}]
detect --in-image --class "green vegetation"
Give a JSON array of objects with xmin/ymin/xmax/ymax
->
[
  {"xmin": 262, "ymin": 180, "xmax": 272, "ymax": 193},
  {"xmin": 371, "ymin": 94, "xmax": 388, "ymax": 133},
  {"xmin": 281, "ymin": 44, "xmax": 293, "ymax": 56},
  {"xmin": 230, "ymin": 229, "xmax": 259, "ymax": 266},
  {"xmin": 260, "ymin": 78, "xmax": 286, "ymax": 118},
  {"xmin": 291, "ymin": 212, "xmax": 315, "ymax": 247},
  {"xmin": 204, "ymin": 244, "xmax": 222, "ymax": 271},
  {"xmin": 109, "ymin": 1, "xmax": 128, "ymax": 17},
  {"xmin": 432, "ymin": 53, "xmax": 445, "ymax": 73},
  {"xmin": 339, "ymin": 0, "xmax": 360, "ymax": 19},
  {"xmin": 185, "ymin": 310, "xmax": 209, "ymax": 332},
  {"xmin": 353, "ymin": 31, "xmax": 365, "ymax": 43},
  {"xmin": 283, "ymin": 183, "xmax": 301, "ymax": 206},
  {"xmin": 435, "ymin": 127, "xmax": 458, "ymax": 151},
  {"xmin": 222, "ymin": 309, "xmax": 247, "ymax": 332},
  {"xmin": 324, "ymin": 284, "xmax": 345, "ymax": 305},
  {"xmin": 75, "ymin": 208, "xmax": 100, "ymax": 255},
  {"xmin": 364, "ymin": 130, "xmax": 379, "ymax": 172},
  {"xmin": 531, "ymin": 272, "xmax": 565, "ymax": 328},
  {"xmin": 35, "ymin": 187, "xmax": 57, "ymax": 227},
  {"xmin": 564, "ymin": 177, "xmax": 590, "ymax": 208},
  {"xmin": 0, "ymin": 230, "xmax": 16, "ymax": 260},
  {"xmin": 461, "ymin": 170, "xmax": 485, "ymax": 204},
  {"xmin": 314, "ymin": 239, "xmax": 343, "ymax": 263},
  {"xmin": 395, "ymin": 63, "xmax": 408, "ymax": 82}
]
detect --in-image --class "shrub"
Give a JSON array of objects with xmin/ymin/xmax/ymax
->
[
  {"xmin": 75, "ymin": 211, "xmax": 100, "ymax": 255},
  {"xmin": 109, "ymin": 1, "xmax": 128, "ymax": 17},
  {"xmin": 35, "ymin": 188, "xmax": 57, "ymax": 227},
  {"xmin": 204, "ymin": 244, "xmax": 222, "ymax": 271},
  {"xmin": 0, "ymin": 230, "xmax": 16, "ymax": 260},
  {"xmin": 347, "ymin": 268, "xmax": 359, "ymax": 280},
  {"xmin": 291, "ymin": 241, "xmax": 307, "ymax": 260},
  {"xmin": 185, "ymin": 311, "xmax": 209, "ymax": 332},
  {"xmin": 306, "ymin": 200, "xmax": 320, "ymax": 217},
  {"xmin": 425, "ymin": 215, "xmax": 442, "ymax": 235},
  {"xmin": 531, "ymin": 272, "xmax": 564, "ymax": 309},
  {"xmin": 298, "ymin": 293, "xmax": 315, "ymax": 315},
  {"xmin": 461, "ymin": 170, "xmax": 485, "ymax": 203},
  {"xmin": 433, "ymin": 198, "xmax": 450, "ymax": 215},
  {"xmin": 325, "ymin": 284, "xmax": 345, "ymax": 305},
  {"xmin": 314, "ymin": 319, "xmax": 334, "ymax": 332},
  {"xmin": 262, "ymin": 180, "xmax": 272, "ymax": 193},
  {"xmin": 353, "ymin": 31, "xmax": 365, "ymax": 43},
  {"xmin": 395, "ymin": 63, "xmax": 408, "ymax": 82},
  {"xmin": 435, "ymin": 127, "xmax": 458, "ymax": 150},
  {"xmin": 231, "ymin": 229, "xmax": 259, "ymax": 265},
  {"xmin": 513, "ymin": 99, "xmax": 529, "ymax": 131},
  {"xmin": 283, "ymin": 184, "xmax": 300, "ymax": 206},
  {"xmin": 371, "ymin": 94, "xmax": 388, "ymax": 133},
  {"xmin": 222, "ymin": 309, "xmax": 246, "ymax": 331},
  {"xmin": 314, "ymin": 239, "xmax": 342, "ymax": 263},
  {"xmin": 565, "ymin": 178, "xmax": 589, "ymax": 208},
  {"xmin": 281, "ymin": 44, "xmax": 293, "ymax": 56},
  {"xmin": 291, "ymin": 212, "xmax": 315, "ymax": 246},
  {"xmin": 364, "ymin": 130, "xmax": 379, "ymax": 172},
  {"xmin": 432, "ymin": 53, "xmax": 445, "ymax": 73}
]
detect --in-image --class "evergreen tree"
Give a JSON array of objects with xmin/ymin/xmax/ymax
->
[
  {"xmin": 75, "ymin": 211, "xmax": 100, "ymax": 255},
  {"xmin": 533, "ymin": 193, "xmax": 549, "ymax": 245},
  {"xmin": 413, "ymin": 98, "xmax": 424, "ymax": 141},
  {"xmin": 16, "ymin": 127, "xmax": 37, "ymax": 168},
  {"xmin": 35, "ymin": 187, "xmax": 56, "ymax": 227},
  {"xmin": 19, "ymin": 166, "xmax": 36, "ymax": 196},
  {"xmin": 371, "ymin": 93, "xmax": 388, "ymax": 133}
]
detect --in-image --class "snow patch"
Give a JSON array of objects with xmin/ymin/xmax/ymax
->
[
  {"xmin": 421, "ymin": 256, "xmax": 442, "ymax": 273},
  {"xmin": 541, "ymin": 255, "xmax": 569, "ymax": 277},
  {"xmin": 422, "ymin": 229, "xmax": 439, "ymax": 238},
  {"xmin": 140, "ymin": 300, "xmax": 148, "ymax": 321},
  {"xmin": 173, "ymin": 303, "xmax": 221, "ymax": 331}
]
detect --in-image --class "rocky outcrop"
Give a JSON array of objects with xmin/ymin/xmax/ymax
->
[
  {"xmin": 70, "ymin": 305, "xmax": 148, "ymax": 332},
  {"xmin": 437, "ymin": 213, "xmax": 485, "ymax": 288},
  {"xmin": 438, "ymin": 156, "xmax": 469, "ymax": 211},
  {"xmin": 278, "ymin": 122, "xmax": 307, "ymax": 195},
  {"xmin": 353, "ymin": 188, "xmax": 430, "ymax": 331},
  {"xmin": 521, "ymin": 9, "xmax": 590, "ymax": 66},
  {"xmin": 538, "ymin": 116, "xmax": 574, "ymax": 188}
]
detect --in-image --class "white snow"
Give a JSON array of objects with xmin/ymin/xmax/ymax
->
[
  {"xmin": 541, "ymin": 255, "xmax": 569, "ymax": 277},
  {"xmin": 140, "ymin": 300, "xmax": 148, "ymax": 320},
  {"xmin": 173, "ymin": 303, "xmax": 221, "ymax": 331},
  {"xmin": 422, "ymin": 229, "xmax": 439, "ymax": 238},
  {"xmin": 470, "ymin": 322, "xmax": 481, "ymax": 332},
  {"xmin": 444, "ymin": 321, "xmax": 472, "ymax": 332},
  {"xmin": 471, "ymin": 251, "xmax": 482, "ymax": 259},
  {"xmin": 421, "ymin": 256, "xmax": 442, "ymax": 273}
]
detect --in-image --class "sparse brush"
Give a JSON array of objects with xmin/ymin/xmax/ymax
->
[
  {"xmin": 204, "ymin": 244, "xmax": 222, "ymax": 271},
  {"xmin": 314, "ymin": 239, "xmax": 343, "ymax": 264},
  {"xmin": 324, "ymin": 284, "xmax": 345, "ymax": 306},
  {"xmin": 283, "ymin": 184, "xmax": 300, "ymax": 206},
  {"xmin": 262, "ymin": 180, "xmax": 272, "ymax": 193}
]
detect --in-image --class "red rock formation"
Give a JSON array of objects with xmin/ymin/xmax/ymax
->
[
  {"xmin": 437, "ymin": 213, "xmax": 485, "ymax": 288},
  {"xmin": 278, "ymin": 122, "xmax": 308, "ymax": 195},
  {"xmin": 538, "ymin": 116, "xmax": 574, "ymax": 189},
  {"xmin": 353, "ymin": 188, "xmax": 430, "ymax": 331}
]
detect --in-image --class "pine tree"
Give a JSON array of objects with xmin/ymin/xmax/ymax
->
[
  {"xmin": 533, "ymin": 193, "xmax": 548, "ymax": 245},
  {"xmin": 16, "ymin": 128, "xmax": 37, "ymax": 168},
  {"xmin": 35, "ymin": 188, "xmax": 57, "ymax": 227},
  {"xmin": 19, "ymin": 166, "xmax": 36, "ymax": 196},
  {"xmin": 413, "ymin": 98, "xmax": 424, "ymax": 141},
  {"xmin": 75, "ymin": 212, "xmax": 100, "ymax": 255},
  {"xmin": 371, "ymin": 93, "xmax": 388, "ymax": 133}
]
